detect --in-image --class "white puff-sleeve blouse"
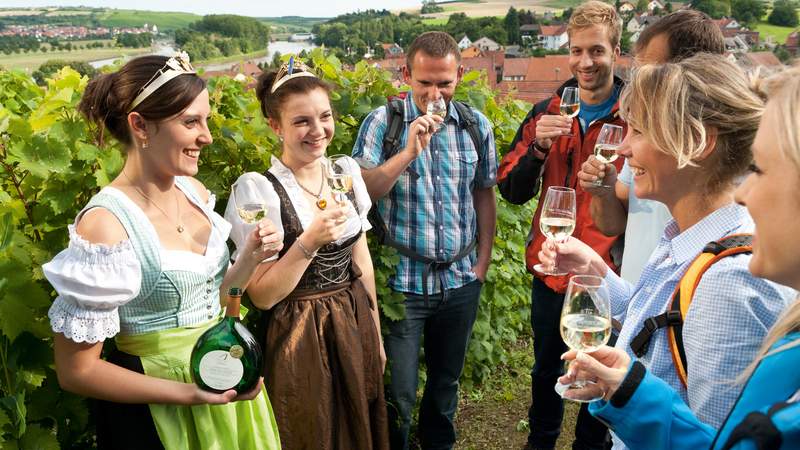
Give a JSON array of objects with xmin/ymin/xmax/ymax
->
[
  {"xmin": 224, "ymin": 156, "xmax": 372, "ymax": 262},
  {"xmin": 43, "ymin": 224, "xmax": 142, "ymax": 344}
]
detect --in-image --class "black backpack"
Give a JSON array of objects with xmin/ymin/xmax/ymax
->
[
  {"xmin": 366, "ymin": 97, "xmax": 484, "ymax": 304},
  {"xmin": 368, "ymin": 97, "xmax": 483, "ymax": 244}
]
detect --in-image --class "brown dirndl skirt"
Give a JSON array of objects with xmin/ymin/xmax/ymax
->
[{"xmin": 263, "ymin": 272, "xmax": 389, "ymax": 450}]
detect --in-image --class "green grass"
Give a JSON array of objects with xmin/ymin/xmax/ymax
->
[
  {"xmin": 422, "ymin": 17, "xmax": 450, "ymax": 25},
  {"xmin": 753, "ymin": 21, "xmax": 798, "ymax": 44},
  {"xmin": 0, "ymin": 46, "xmax": 148, "ymax": 72},
  {"xmin": 258, "ymin": 16, "xmax": 328, "ymax": 32},
  {"xmin": 94, "ymin": 10, "xmax": 201, "ymax": 31},
  {"xmin": 542, "ymin": 0, "xmax": 584, "ymax": 8}
]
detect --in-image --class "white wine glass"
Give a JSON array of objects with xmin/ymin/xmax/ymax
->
[
  {"xmin": 555, "ymin": 274, "xmax": 612, "ymax": 403},
  {"xmin": 326, "ymin": 154, "xmax": 354, "ymax": 207},
  {"xmin": 533, "ymin": 186, "xmax": 576, "ymax": 276},
  {"xmin": 426, "ymin": 97, "xmax": 447, "ymax": 132},
  {"xmin": 559, "ymin": 86, "xmax": 580, "ymax": 138},
  {"xmin": 233, "ymin": 178, "xmax": 281, "ymax": 251},
  {"xmin": 592, "ymin": 123, "xmax": 625, "ymax": 188}
]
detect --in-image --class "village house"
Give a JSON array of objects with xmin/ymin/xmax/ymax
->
[
  {"xmin": 381, "ymin": 43, "xmax": 404, "ymax": 59},
  {"xmin": 473, "ymin": 36, "xmax": 502, "ymax": 51},
  {"xmin": 618, "ymin": 1, "xmax": 636, "ymax": 14},
  {"xmin": 538, "ymin": 24, "xmax": 568, "ymax": 50},
  {"xmin": 787, "ymin": 31, "xmax": 799, "ymax": 56},
  {"xmin": 457, "ymin": 35, "xmax": 472, "ymax": 50},
  {"xmin": 520, "ymin": 24, "xmax": 540, "ymax": 44}
]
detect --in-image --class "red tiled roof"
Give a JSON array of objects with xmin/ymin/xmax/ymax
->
[
  {"xmin": 503, "ymin": 57, "xmax": 531, "ymax": 78},
  {"xmin": 525, "ymin": 55, "xmax": 571, "ymax": 82},
  {"xmin": 539, "ymin": 24, "xmax": 567, "ymax": 37},
  {"xmin": 461, "ymin": 46, "xmax": 482, "ymax": 58},
  {"xmin": 741, "ymin": 51, "xmax": 782, "ymax": 68},
  {"xmin": 463, "ymin": 56, "xmax": 499, "ymax": 88},
  {"xmin": 787, "ymin": 31, "xmax": 799, "ymax": 47}
]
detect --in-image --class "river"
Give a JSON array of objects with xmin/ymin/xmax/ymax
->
[{"xmin": 89, "ymin": 40, "xmax": 316, "ymax": 71}]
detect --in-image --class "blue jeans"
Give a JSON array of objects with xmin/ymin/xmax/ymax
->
[
  {"xmin": 528, "ymin": 277, "xmax": 609, "ymax": 450},
  {"xmin": 384, "ymin": 279, "xmax": 482, "ymax": 450}
]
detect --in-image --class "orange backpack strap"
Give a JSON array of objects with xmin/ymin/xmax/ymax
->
[{"xmin": 629, "ymin": 234, "xmax": 753, "ymax": 387}]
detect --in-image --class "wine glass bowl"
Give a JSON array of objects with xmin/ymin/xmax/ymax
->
[
  {"xmin": 326, "ymin": 154, "xmax": 354, "ymax": 207},
  {"xmin": 592, "ymin": 123, "xmax": 625, "ymax": 187},
  {"xmin": 426, "ymin": 97, "xmax": 447, "ymax": 132},
  {"xmin": 559, "ymin": 87, "xmax": 580, "ymax": 137},
  {"xmin": 233, "ymin": 178, "xmax": 282, "ymax": 251},
  {"xmin": 533, "ymin": 186, "xmax": 576, "ymax": 276},
  {"xmin": 555, "ymin": 275, "xmax": 612, "ymax": 403}
]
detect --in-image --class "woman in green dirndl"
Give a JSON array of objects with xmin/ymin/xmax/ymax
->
[{"xmin": 43, "ymin": 54, "xmax": 282, "ymax": 450}]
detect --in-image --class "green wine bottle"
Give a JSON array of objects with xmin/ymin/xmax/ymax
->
[{"xmin": 190, "ymin": 287, "xmax": 262, "ymax": 394}]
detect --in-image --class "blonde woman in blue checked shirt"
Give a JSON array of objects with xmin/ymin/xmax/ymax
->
[{"xmin": 538, "ymin": 53, "xmax": 796, "ymax": 450}]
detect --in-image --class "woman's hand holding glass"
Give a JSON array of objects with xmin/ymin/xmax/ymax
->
[
  {"xmin": 558, "ymin": 346, "xmax": 632, "ymax": 402},
  {"xmin": 302, "ymin": 203, "xmax": 349, "ymax": 249},
  {"xmin": 232, "ymin": 178, "xmax": 283, "ymax": 257},
  {"xmin": 555, "ymin": 275, "xmax": 612, "ymax": 402},
  {"xmin": 579, "ymin": 155, "xmax": 620, "ymax": 196},
  {"xmin": 533, "ymin": 186, "xmax": 576, "ymax": 276},
  {"xmin": 537, "ymin": 235, "xmax": 608, "ymax": 278}
]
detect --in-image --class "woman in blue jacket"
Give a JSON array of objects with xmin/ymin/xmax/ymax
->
[{"xmin": 557, "ymin": 64, "xmax": 800, "ymax": 449}]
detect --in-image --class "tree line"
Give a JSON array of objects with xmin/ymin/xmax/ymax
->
[{"xmin": 175, "ymin": 14, "xmax": 270, "ymax": 61}]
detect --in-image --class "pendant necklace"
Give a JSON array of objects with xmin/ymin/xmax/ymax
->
[
  {"xmin": 122, "ymin": 170, "xmax": 185, "ymax": 233},
  {"xmin": 288, "ymin": 161, "xmax": 327, "ymax": 210}
]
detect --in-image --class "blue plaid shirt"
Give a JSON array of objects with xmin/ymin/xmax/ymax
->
[
  {"xmin": 605, "ymin": 203, "xmax": 796, "ymax": 449},
  {"xmin": 352, "ymin": 93, "xmax": 497, "ymax": 295}
]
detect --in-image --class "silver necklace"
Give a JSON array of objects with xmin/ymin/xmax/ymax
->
[{"xmin": 122, "ymin": 170, "xmax": 184, "ymax": 233}]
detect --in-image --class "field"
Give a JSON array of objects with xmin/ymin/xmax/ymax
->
[
  {"xmin": 754, "ymin": 21, "xmax": 798, "ymax": 45},
  {"xmin": 0, "ymin": 47, "xmax": 149, "ymax": 72},
  {"xmin": 93, "ymin": 10, "xmax": 201, "ymax": 31},
  {"xmin": 404, "ymin": 0, "xmax": 572, "ymax": 18},
  {"xmin": 259, "ymin": 16, "xmax": 328, "ymax": 32}
]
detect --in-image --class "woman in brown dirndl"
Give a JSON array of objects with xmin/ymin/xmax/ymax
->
[{"xmin": 224, "ymin": 59, "xmax": 389, "ymax": 450}]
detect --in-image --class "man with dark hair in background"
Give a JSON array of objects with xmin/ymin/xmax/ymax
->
[
  {"xmin": 579, "ymin": 9, "xmax": 726, "ymax": 285},
  {"xmin": 352, "ymin": 31, "xmax": 497, "ymax": 450}
]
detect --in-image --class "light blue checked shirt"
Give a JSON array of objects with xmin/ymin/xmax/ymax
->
[
  {"xmin": 352, "ymin": 93, "xmax": 497, "ymax": 295},
  {"xmin": 605, "ymin": 203, "xmax": 795, "ymax": 450}
]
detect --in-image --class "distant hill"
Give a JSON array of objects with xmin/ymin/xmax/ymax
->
[
  {"xmin": 0, "ymin": 7, "xmax": 202, "ymax": 31},
  {"xmin": 258, "ymin": 16, "xmax": 329, "ymax": 33},
  {"xmin": 398, "ymin": 0, "xmax": 580, "ymax": 18}
]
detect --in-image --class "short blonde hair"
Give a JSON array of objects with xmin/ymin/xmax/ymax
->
[
  {"xmin": 620, "ymin": 53, "xmax": 765, "ymax": 193},
  {"xmin": 567, "ymin": 1, "xmax": 622, "ymax": 48}
]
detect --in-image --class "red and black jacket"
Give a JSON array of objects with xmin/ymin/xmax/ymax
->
[{"xmin": 498, "ymin": 77, "xmax": 626, "ymax": 293}]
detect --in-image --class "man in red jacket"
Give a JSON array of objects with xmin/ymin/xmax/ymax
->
[{"xmin": 498, "ymin": 2, "xmax": 625, "ymax": 449}]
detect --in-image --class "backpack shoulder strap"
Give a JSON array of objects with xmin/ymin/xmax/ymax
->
[
  {"xmin": 452, "ymin": 100, "xmax": 483, "ymax": 162},
  {"xmin": 630, "ymin": 233, "xmax": 753, "ymax": 387},
  {"xmin": 382, "ymin": 98, "xmax": 406, "ymax": 159}
]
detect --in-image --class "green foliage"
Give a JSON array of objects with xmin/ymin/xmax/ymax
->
[
  {"xmin": 115, "ymin": 32, "xmax": 153, "ymax": 49},
  {"xmin": 505, "ymin": 7, "xmax": 522, "ymax": 46},
  {"xmin": 421, "ymin": 1, "xmax": 445, "ymax": 14},
  {"xmin": 731, "ymin": 0, "xmax": 767, "ymax": 25},
  {"xmin": 32, "ymin": 60, "xmax": 97, "ymax": 85},
  {"xmin": 0, "ymin": 36, "xmax": 40, "ymax": 55},
  {"xmin": 176, "ymin": 15, "xmax": 270, "ymax": 61},
  {"xmin": 691, "ymin": 0, "xmax": 732, "ymax": 18},
  {"xmin": 768, "ymin": 0, "xmax": 800, "ymax": 26},
  {"xmin": 0, "ymin": 49, "xmax": 534, "ymax": 445}
]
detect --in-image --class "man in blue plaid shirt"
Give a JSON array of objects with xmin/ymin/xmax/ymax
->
[{"xmin": 352, "ymin": 31, "xmax": 497, "ymax": 450}]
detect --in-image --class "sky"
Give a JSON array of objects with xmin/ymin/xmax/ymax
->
[{"xmin": 0, "ymin": 0, "xmax": 422, "ymax": 18}]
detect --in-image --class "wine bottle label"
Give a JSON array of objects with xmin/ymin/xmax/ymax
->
[{"xmin": 198, "ymin": 350, "xmax": 244, "ymax": 390}]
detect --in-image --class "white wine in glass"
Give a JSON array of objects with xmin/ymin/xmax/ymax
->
[
  {"xmin": 233, "ymin": 178, "xmax": 282, "ymax": 251},
  {"xmin": 555, "ymin": 275, "xmax": 612, "ymax": 403},
  {"xmin": 592, "ymin": 123, "xmax": 625, "ymax": 187},
  {"xmin": 559, "ymin": 86, "xmax": 580, "ymax": 138},
  {"xmin": 326, "ymin": 154, "xmax": 354, "ymax": 206},
  {"xmin": 237, "ymin": 203, "xmax": 267, "ymax": 224},
  {"xmin": 426, "ymin": 97, "xmax": 447, "ymax": 131},
  {"xmin": 533, "ymin": 186, "xmax": 576, "ymax": 276}
]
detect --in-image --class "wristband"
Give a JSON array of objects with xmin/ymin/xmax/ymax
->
[
  {"xmin": 532, "ymin": 141, "xmax": 550, "ymax": 155},
  {"xmin": 296, "ymin": 240, "xmax": 317, "ymax": 260}
]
